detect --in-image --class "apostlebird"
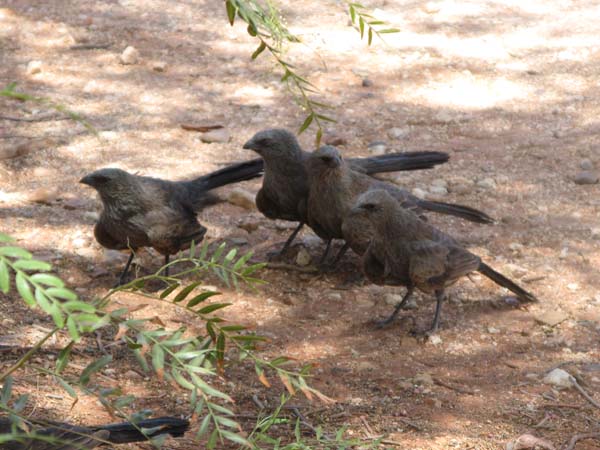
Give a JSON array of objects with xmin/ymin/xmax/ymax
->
[
  {"xmin": 0, "ymin": 415, "xmax": 189, "ymax": 449},
  {"xmin": 350, "ymin": 189, "xmax": 536, "ymax": 334},
  {"xmin": 243, "ymin": 128, "xmax": 452, "ymax": 255},
  {"xmin": 306, "ymin": 145, "xmax": 494, "ymax": 263},
  {"xmin": 80, "ymin": 159, "xmax": 263, "ymax": 285}
]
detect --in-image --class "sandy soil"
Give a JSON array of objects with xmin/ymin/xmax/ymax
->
[{"xmin": 1, "ymin": 0, "xmax": 600, "ymax": 448}]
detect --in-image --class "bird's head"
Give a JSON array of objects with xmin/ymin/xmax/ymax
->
[
  {"xmin": 311, "ymin": 145, "xmax": 343, "ymax": 170},
  {"xmin": 350, "ymin": 189, "xmax": 395, "ymax": 220},
  {"xmin": 80, "ymin": 168, "xmax": 134, "ymax": 201},
  {"xmin": 242, "ymin": 128, "xmax": 302, "ymax": 161}
]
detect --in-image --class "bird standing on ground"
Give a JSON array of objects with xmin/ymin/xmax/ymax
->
[
  {"xmin": 305, "ymin": 145, "xmax": 494, "ymax": 264},
  {"xmin": 0, "ymin": 416, "xmax": 189, "ymax": 449},
  {"xmin": 350, "ymin": 189, "xmax": 537, "ymax": 334},
  {"xmin": 80, "ymin": 159, "xmax": 263, "ymax": 285},
  {"xmin": 243, "ymin": 128, "xmax": 451, "ymax": 255}
]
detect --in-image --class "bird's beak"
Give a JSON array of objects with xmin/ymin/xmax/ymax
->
[
  {"xmin": 242, "ymin": 138, "xmax": 256, "ymax": 151},
  {"xmin": 79, "ymin": 175, "xmax": 93, "ymax": 186}
]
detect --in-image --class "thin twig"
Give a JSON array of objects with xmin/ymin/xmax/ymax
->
[
  {"xmin": 290, "ymin": 406, "xmax": 334, "ymax": 441},
  {"xmin": 0, "ymin": 328, "xmax": 59, "ymax": 382},
  {"xmin": 543, "ymin": 403, "xmax": 585, "ymax": 409},
  {"xmin": 563, "ymin": 432, "xmax": 600, "ymax": 450},
  {"xmin": 180, "ymin": 124, "xmax": 223, "ymax": 132},
  {"xmin": 397, "ymin": 417, "xmax": 423, "ymax": 431},
  {"xmin": 433, "ymin": 377, "xmax": 476, "ymax": 395},
  {"xmin": 573, "ymin": 380, "xmax": 600, "ymax": 410},
  {"xmin": 252, "ymin": 394, "xmax": 265, "ymax": 410},
  {"xmin": 266, "ymin": 262, "xmax": 319, "ymax": 273},
  {"xmin": 69, "ymin": 43, "xmax": 112, "ymax": 50},
  {"xmin": 0, "ymin": 115, "xmax": 69, "ymax": 122}
]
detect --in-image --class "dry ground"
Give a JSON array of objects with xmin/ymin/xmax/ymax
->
[{"xmin": 1, "ymin": 0, "xmax": 600, "ymax": 449}]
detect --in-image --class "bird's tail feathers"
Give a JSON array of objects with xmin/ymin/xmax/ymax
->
[
  {"xmin": 418, "ymin": 200, "xmax": 495, "ymax": 224},
  {"xmin": 94, "ymin": 417, "xmax": 190, "ymax": 444},
  {"xmin": 362, "ymin": 151, "xmax": 449, "ymax": 174},
  {"xmin": 478, "ymin": 262, "xmax": 537, "ymax": 303},
  {"xmin": 186, "ymin": 158, "xmax": 264, "ymax": 195}
]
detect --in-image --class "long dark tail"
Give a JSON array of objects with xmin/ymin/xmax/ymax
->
[
  {"xmin": 93, "ymin": 417, "xmax": 190, "ymax": 444},
  {"xmin": 353, "ymin": 151, "xmax": 449, "ymax": 174},
  {"xmin": 184, "ymin": 158, "xmax": 264, "ymax": 195},
  {"xmin": 417, "ymin": 199, "xmax": 495, "ymax": 224},
  {"xmin": 478, "ymin": 262, "xmax": 537, "ymax": 303}
]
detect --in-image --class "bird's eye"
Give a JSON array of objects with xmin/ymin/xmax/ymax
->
[
  {"xmin": 321, "ymin": 156, "xmax": 333, "ymax": 163},
  {"xmin": 362, "ymin": 203, "xmax": 376, "ymax": 211}
]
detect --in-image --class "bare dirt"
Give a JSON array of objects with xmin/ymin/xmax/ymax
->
[{"xmin": 1, "ymin": 0, "xmax": 600, "ymax": 449}]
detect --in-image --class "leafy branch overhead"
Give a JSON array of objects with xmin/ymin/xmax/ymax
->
[
  {"xmin": 0, "ymin": 234, "xmax": 333, "ymax": 449},
  {"xmin": 224, "ymin": 0, "xmax": 398, "ymax": 144}
]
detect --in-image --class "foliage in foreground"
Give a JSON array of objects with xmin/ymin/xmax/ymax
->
[{"xmin": 0, "ymin": 234, "xmax": 377, "ymax": 449}]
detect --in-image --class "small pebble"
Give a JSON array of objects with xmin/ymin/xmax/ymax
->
[
  {"xmin": 26, "ymin": 60, "xmax": 42, "ymax": 75},
  {"xmin": 27, "ymin": 187, "xmax": 58, "ymax": 204},
  {"xmin": 120, "ymin": 46, "xmax": 139, "ymax": 65},
  {"xmin": 580, "ymin": 159, "xmax": 594, "ymax": 170},
  {"xmin": 543, "ymin": 368, "xmax": 575, "ymax": 388},
  {"xmin": 388, "ymin": 127, "xmax": 409, "ymax": 139},
  {"xmin": 429, "ymin": 185, "xmax": 448, "ymax": 196},
  {"xmin": 295, "ymin": 248, "xmax": 311, "ymax": 267},
  {"xmin": 411, "ymin": 188, "xmax": 427, "ymax": 199},
  {"xmin": 477, "ymin": 177, "xmax": 497, "ymax": 189},
  {"xmin": 152, "ymin": 61, "xmax": 167, "ymax": 72},
  {"xmin": 428, "ymin": 334, "xmax": 442, "ymax": 345},
  {"xmin": 574, "ymin": 170, "xmax": 598, "ymax": 185},
  {"xmin": 200, "ymin": 128, "xmax": 230, "ymax": 143},
  {"xmin": 227, "ymin": 188, "xmax": 256, "ymax": 210},
  {"xmin": 362, "ymin": 78, "xmax": 373, "ymax": 87},
  {"xmin": 368, "ymin": 141, "xmax": 386, "ymax": 155}
]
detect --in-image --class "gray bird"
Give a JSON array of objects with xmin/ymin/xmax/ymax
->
[
  {"xmin": 243, "ymin": 128, "xmax": 452, "ymax": 256},
  {"xmin": 0, "ymin": 416, "xmax": 189, "ymax": 449},
  {"xmin": 80, "ymin": 159, "xmax": 263, "ymax": 285},
  {"xmin": 350, "ymin": 189, "xmax": 537, "ymax": 334},
  {"xmin": 306, "ymin": 145, "xmax": 494, "ymax": 264}
]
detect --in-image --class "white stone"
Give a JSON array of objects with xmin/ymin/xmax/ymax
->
[
  {"xmin": 120, "ymin": 46, "xmax": 139, "ymax": 65},
  {"xmin": 543, "ymin": 368, "xmax": 575, "ymax": 388},
  {"xmin": 26, "ymin": 60, "xmax": 42, "ymax": 75}
]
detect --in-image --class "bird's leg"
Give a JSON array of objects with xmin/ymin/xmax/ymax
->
[
  {"xmin": 318, "ymin": 239, "xmax": 333, "ymax": 265},
  {"xmin": 163, "ymin": 255, "xmax": 170, "ymax": 277},
  {"xmin": 429, "ymin": 289, "xmax": 445, "ymax": 333},
  {"xmin": 279, "ymin": 222, "xmax": 304, "ymax": 255},
  {"xmin": 410, "ymin": 289, "xmax": 445, "ymax": 336},
  {"xmin": 375, "ymin": 287, "xmax": 414, "ymax": 328},
  {"xmin": 330, "ymin": 242, "xmax": 350, "ymax": 266},
  {"xmin": 115, "ymin": 252, "xmax": 135, "ymax": 287}
]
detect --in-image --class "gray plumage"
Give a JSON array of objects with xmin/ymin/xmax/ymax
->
[
  {"xmin": 0, "ymin": 416, "xmax": 189, "ymax": 449},
  {"xmin": 243, "ymin": 128, "xmax": 451, "ymax": 253},
  {"xmin": 306, "ymin": 145, "xmax": 494, "ymax": 259},
  {"xmin": 80, "ymin": 159, "xmax": 263, "ymax": 283},
  {"xmin": 351, "ymin": 189, "xmax": 537, "ymax": 333}
]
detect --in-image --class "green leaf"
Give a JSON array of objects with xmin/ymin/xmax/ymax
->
[
  {"xmin": 197, "ymin": 414, "xmax": 212, "ymax": 438},
  {"xmin": 349, "ymin": 5, "xmax": 356, "ymax": 23},
  {"xmin": 151, "ymin": 344, "xmax": 165, "ymax": 377},
  {"xmin": 316, "ymin": 128, "xmax": 323, "ymax": 147},
  {"xmin": 12, "ymin": 259, "xmax": 51, "ymax": 271},
  {"xmin": 368, "ymin": 27, "xmax": 373, "ymax": 45},
  {"xmin": 159, "ymin": 282, "xmax": 180, "ymax": 299},
  {"xmin": 173, "ymin": 281, "xmax": 202, "ymax": 303},
  {"xmin": 0, "ymin": 259, "xmax": 9, "ymax": 294},
  {"xmin": 0, "ymin": 233, "xmax": 14, "ymax": 242},
  {"xmin": 207, "ymin": 428, "xmax": 219, "ymax": 450},
  {"xmin": 241, "ymin": 263, "xmax": 266, "ymax": 276},
  {"xmin": 298, "ymin": 114, "xmax": 314, "ymax": 133},
  {"xmin": 34, "ymin": 288, "xmax": 52, "ymax": 314},
  {"xmin": 379, "ymin": 28, "xmax": 401, "ymax": 33},
  {"xmin": 1, "ymin": 376, "xmax": 12, "ymax": 404},
  {"xmin": 359, "ymin": 17, "xmax": 365, "ymax": 38},
  {"xmin": 247, "ymin": 22, "xmax": 257, "ymax": 37},
  {"xmin": 47, "ymin": 288, "xmax": 78, "ymax": 302},
  {"xmin": 221, "ymin": 429, "xmax": 250, "ymax": 446},
  {"xmin": 225, "ymin": 0, "xmax": 236, "ymax": 26},
  {"xmin": 15, "ymin": 272, "xmax": 35, "ymax": 306},
  {"xmin": 172, "ymin": 368, "xmax": 195, "ymax": 390},
  {"xmin": 48, "ymin": 302, "xmax": 65, "ymax": 328},
  {"xmin": 231, "ymin": 335, "xmax": 266, "ymax": 342},
  {"xmin": 80, "ymin": 355, "xmax": 112, "ymax": 385},
  {"xmin": 252, "ymin": 41, "xmax": 267, "ymax": 60},
  {"xmin": 62, "ymin": 300, "xmax": 95, "ymax": 313},
  {"xmin": 56, "ymin": 341, "xmax": 74, "ymax": 374},
  {"xmin": 196, "ymin": 303, "xmax": 232, "ymax": 315},
  {"xmin": 0, "ymin": 246, "xmax": 31, "ymax": 259},
  {"xmin": 30, "ymin": 273, "xmax": 64, "ymax": 287},
  {"xmin": 187, "ymin": 291, "xmax": 221, "ymax": 308},
  {"xmin": 66, "ymin": 316, "xmax": 80, "ymax": 342},
  {"xmin": 223, "ymin": 248, "xmax": 237, "ymax": 266},
  {"xmin": 211, "ymin": 242, "xmax": 226, "ymax": 263},
  {"xmin": 55, "ymin": 376, "xmax": 77, "ymax": 399},
  {"xmin": 219, "ymin": 325, "xmax": 246, "ymax": 333}
]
